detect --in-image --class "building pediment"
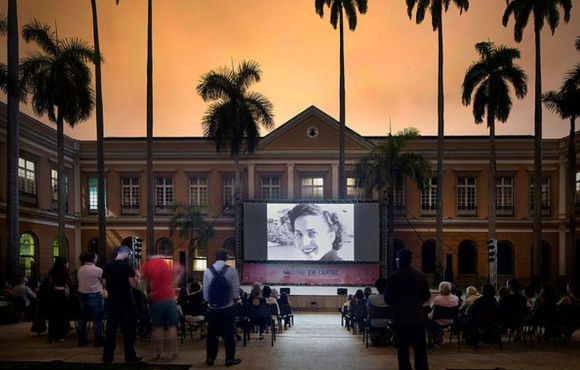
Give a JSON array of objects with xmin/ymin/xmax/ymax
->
[{"xmin": 259, "ymin": 106, "xmax": 374, "ymax": 152}]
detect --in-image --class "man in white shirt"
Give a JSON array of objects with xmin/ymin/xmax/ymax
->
[
  {"xmin": 13, "ymin": 276, "xmax": 37, "ymax": 320},
  {"xmin": 77, "ymin": 251, "xmax": 104, "ymax": 347}
]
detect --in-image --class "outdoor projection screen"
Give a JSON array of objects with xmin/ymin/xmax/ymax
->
[{"xmin": 243, "ymin": 202, "xmax": 379, "ymax": 262}]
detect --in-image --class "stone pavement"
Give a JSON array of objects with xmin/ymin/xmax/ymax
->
[{"xmin": 0, "ymin": 313, "xmax": 580, "ymax": 369}]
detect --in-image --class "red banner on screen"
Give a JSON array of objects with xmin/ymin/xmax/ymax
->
[{"xmin": 242, "ymin": 263, "xmax": 379, "ymax": 285}]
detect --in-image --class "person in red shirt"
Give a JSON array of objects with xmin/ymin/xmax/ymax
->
[{"xmin": 143, "ymin": 255, "xmax": 181, "ymax": 361}]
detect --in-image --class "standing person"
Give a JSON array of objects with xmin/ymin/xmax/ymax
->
[
  {"xmin": 203, "ymin": 249, "xmax": 241, "ymax": 367},
  {"xmin": 385, "ymin": 248, "xmax": 430, "ymax": 370},
  {"xmin": 46, "ymin": 257, "xmax": 72, "ymax": 343},
  {"xmin": 102, "ymin": 246, "xmax": 142, "ymax": 365},
  {"xmin": 77, "ymin": 252, "xmax": 104, "ymax": 347},
  {"xmin": 142, "ymin": 254, "xmax": 180, "ymax": 361}
]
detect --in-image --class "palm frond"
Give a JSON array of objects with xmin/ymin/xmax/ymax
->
[
  {"xmin": 329, "ymin": 1, "xmax": 340, "ymax": 29},
  {"xmin": 22, "ymin": 20, "xmax": 58, "ymax": 56},
  {"xmin": 343, "ymin": 0, "xmax": 358, "ymax": 31},
  {"xmin": 235, "ymin": 60, "xmax": 261, "ymax": 92},
  {"xmin": 196, "ymin": 69, "xmax": 234, "ymax": 102}
]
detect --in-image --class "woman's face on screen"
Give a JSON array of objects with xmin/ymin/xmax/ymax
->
[{"xmin": 293, "ymin": 214, "xmax": 335, "ymax": 259}]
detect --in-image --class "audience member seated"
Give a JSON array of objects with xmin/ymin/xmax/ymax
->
[
  {"xmin": 250, "ymin": 283, "xmax": 262, "ymax": 300},
  {"xmin": 12, "ymin": 276, "xmax": 37, "ymax": 321},
  {"xmin": 527, "ymin": 283, "xmax": 560, "ymax": 341},
  {"xmin": 460, "ymin": 286, "xmax": 480, "ymax": 315},
  {"xmin": 180, "ymin": 281, "xmax": 207, "ymax": 338},
  {"xmin": 278, "ymin": 292, "xmax": 293, "ymax": 328},
  {"xmin": 366, "ymin": 277, "xmax": 392, "ymax": 346},
  {"xmin": 262, "ymin": 286, "xmax": 281, "ymax": 331},
  {"xmin": 499, "ymin": 278, "xmax": 528, "ymax": 339},
  {"xmin": 556, "ymin": 282, "xmax": 580, "ymax": 339},
  {"xmin": 557, "ymin": 282, "xmax": 580, "ymax": 306},
  {"xmin": 523, "ymin": 285, "xmax": 537, "ymax": 310},
  {"xmin": 430, "ymin": 282, "xmax": 459, "ymax": 325},
  {"xmin": 463, "ymin": 284, "xmax": 500, "ymax": 346},
  {"xmin": 349, "ymin": 289, "xmax": 367, "ymax": 334}
]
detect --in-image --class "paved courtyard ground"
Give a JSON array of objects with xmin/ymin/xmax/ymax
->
[{"xmin": 0, "ymin": 312, "xmax": 579, "ymax": 369}]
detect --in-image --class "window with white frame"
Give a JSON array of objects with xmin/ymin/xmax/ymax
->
[
  {"xmin": 421, "ymin": 177, "xmax": 437, "ymax": 215},
  {"xmin": 346, "ymin": 177, "xmax": 364, "ymax": 199},
  {"xmin": 457, "ymin": 176, "xmax": 477, "ymax": 215},
  {"xmin": 155, "ymin": 176, "xmax": 173, "ymax": 213},
  {"xmin": 223, "ymin": 176, "xmax": 235, "ymax": 209},
  {"xmin": 496, "ymin": 176, "xmax": 514, "ymax": 215},
  {"xmin": 88, "ymin": 177, "xmax": 98, "ymax": 213},
  {"xmin": 51, "ymin": 169, "xmax": 69, "ymax": 211},
  {"xmin": 261, "ymin": 176, "xmax": 281, "ymax": 200},
  {"xmin": 18, "ymin": 157, "xmax": 37, "ymax": 203},
  {"xmin": 189, "ymin": 177, "xmax": 208, "ymax": 206},
  {"xmin": 529, "ymin": 176, "xmax": 551, "ymax": 215},
  {"xmin": 301, "ymin": 177, "xmax": 324, "ymax": 199},
  {"xmin": 121, "ymin": 176, "xmax": 140, "ymax": 213}
]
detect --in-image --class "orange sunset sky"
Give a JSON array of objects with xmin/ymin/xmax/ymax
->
[{"xmin": 0, "ymin": 0, "xmax": 579, "ymax": 140}]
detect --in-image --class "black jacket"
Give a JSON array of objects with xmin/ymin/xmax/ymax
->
[{"xmin": 384, "ymin": 266, "xmax": 430, "ymax": 325}]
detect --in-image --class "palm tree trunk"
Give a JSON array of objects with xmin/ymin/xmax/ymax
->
[
  {"xmin": 488, "ymin": 111, "xmax": 497, "ymax": 242},
  {"xmin": 435, "ymin": 18, "xmax": 445, "ymax": 283},
  {"xmin": 57, "ymin": 109, "xmax": 66, "ymax": 256},
  {"xmin": 234, "ymin": 153, "xmax": 242, "ymax": 273},
  {"xmin": 6, "ymin": 0, "xmax": 20, "ymax": 282},
  {"xmin": 488, "ymin": 110, "xmax": 497, "ymax": 287},
  {"xmin": 338, "ymin": 4, "xmax": 346, "ymax": 199},
  {"xmin": 91, "ymin": 0, "xmax": 107, "ymax": 263},
  {"xmin": 146, "ymin": 0, "xmax": 154, "ymax": 255},
  {"xmin": 568, "ymin": 118, "xmax": 576, "ymax": 279},
  {"xmin": 532, "ymin": 28, "xmax": 543, "ymax": 280},
  {"xmin": 387, "ymin": 186, "xmax": 395, "ymax": 276}
]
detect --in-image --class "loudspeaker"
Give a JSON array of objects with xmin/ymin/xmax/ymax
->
[
  {"xmin": 337, "ymin": 288, "xmax": 348, "ymax": 295},
  {"xmin": 280, "ymin": 287, "xmax": 291, "ymax": 295}
]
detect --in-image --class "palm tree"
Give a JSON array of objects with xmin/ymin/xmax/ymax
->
[
  {"xmin": 145, "ymin": 0, "xmax": 154, "ymax": 258},
  {"xmin": 356, "ymin": 128, "xmax": 431, "ymax": 277},
  {"xmin": 406, "ymin": 0, "xmax": 470, "ymax": 281},
  {"xmin": 315, "ymin": 0, "xmax": 368, "ymax": 199},
  {"xmin": 503, "ymin": 0, "xmax": 572, "ymax": 279},
  {"xmin": 196, "ymin": 60, "xmax": 274, "ymax": 271},
  {"xmin": 20, "ymin": 20, "xmax": 98, "ymax": 255},
  {"xmin": 543, "ymin": 64, "xmax": 580, "ymax": 279},
  {"xmin": 90, "ymin": 0, "xmax": 113, "ymax": 263},
  {"xmin": 462, "ymin": 42, "xmax": 527, "ymax": 278},
  {"xmin": 169, "ymin": 203, "xmax": 215, "ymax": 283},
  {"xmin": 4, "ymin": 2, "xmax": 21, "ymax": 283}
]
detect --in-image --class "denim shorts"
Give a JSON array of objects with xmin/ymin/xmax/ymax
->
[{"xmin": 150, "ymin": 300, "xmax": 178, "ymax": 328}]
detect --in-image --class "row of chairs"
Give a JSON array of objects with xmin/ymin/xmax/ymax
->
[{"xmin": 427, "ymin": 304, "xmax": 580, "ymax": 350}]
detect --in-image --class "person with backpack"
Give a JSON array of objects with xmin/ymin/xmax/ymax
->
[{"xmin": 202, "ymin": 249, "xmax": 241, "ymax": 367}]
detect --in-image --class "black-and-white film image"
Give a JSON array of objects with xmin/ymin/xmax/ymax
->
[{"xmin": 267, "ymin": 203, "xmax": 354, "ymax": 261}]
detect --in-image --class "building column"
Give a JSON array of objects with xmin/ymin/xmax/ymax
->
[
  {"xmin": 559, "ymin": 227, "xmax": 566, "ymax": 276},
  {"xmin": 248, "ymin": 164, "xmax": 255, "ymax": 199},
  {"xmin": 332, "ymin": 163, "xmax": 339, "ymax": 199},
  {"xmin": 287, "ymin": 164, "xmax": 294, "ymax": 199}
]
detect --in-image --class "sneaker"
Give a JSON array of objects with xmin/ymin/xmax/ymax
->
[{"xmin": 225, "ymin": 359, "xmax": 242, "ymax": 367}]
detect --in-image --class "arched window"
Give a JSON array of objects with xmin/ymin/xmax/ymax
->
[
  {"xmin": 392, "ymin": 240, "xmax": 405, "ymax": 272},
  {"xmin": 154, "ymin": 238, "xmax": 174, "ymax": 259},
  {"xmin": 458, "ymin": 240, "xmax": 477, "ymax": 275},
  {"xmin": 19, "ymin": 232, "xmax": 38, "ymax": 280},
  {"xmin": 497, "ymin": 240, "xmax": 514, "ymax": 275},
  {"xmin": 421, "ymin": 240, "xmax": 436, "ymax": 274},
  {"xmin": 52, "ymin": 237, "xmax": 69, "ymax": 261}
]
